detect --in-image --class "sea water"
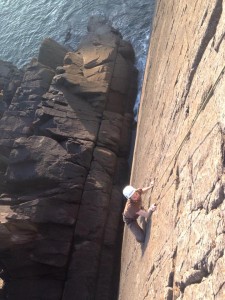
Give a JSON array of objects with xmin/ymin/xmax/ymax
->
[{"xmin": 0, "ymin": 0, "xmax": 155, "ymax": 113}]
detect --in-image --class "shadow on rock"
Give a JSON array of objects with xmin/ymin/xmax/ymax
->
[{"xmin": 141, "ymin": 218, "xmax": 152, "ymax": 255}]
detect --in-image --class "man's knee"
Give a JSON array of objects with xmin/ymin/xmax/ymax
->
[{"xmin": 136, "ymin": 232, "xmax": 145, "ymax": 243}]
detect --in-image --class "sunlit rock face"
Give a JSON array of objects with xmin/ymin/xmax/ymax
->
[
  {"xmin": 119, "ymin": 1, "xmax": 225, "ymax": 300},
  {"xmin": 0, "ymin": 16, "xmax": 137, "ymax": 300}
]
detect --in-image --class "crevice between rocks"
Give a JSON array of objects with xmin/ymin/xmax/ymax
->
[
  {"xmin": 59, "ymin": 171, "xmax": 93, "ymax": 300},
  {"xmin": 215, "ymin": 281, "xmax": 225, "ymax": 297},
  {"xmin": 58, "ymin": 77, "xmax": 104, "ymax": 300}
]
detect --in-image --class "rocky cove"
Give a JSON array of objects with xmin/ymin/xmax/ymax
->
[{"xmin": 0, "ymin": 1, "xmax": 225, "ymax": 300}]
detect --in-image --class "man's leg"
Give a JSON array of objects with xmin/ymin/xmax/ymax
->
[{"xmin": 128, "ymin": 221, "xmax": 145, "ymax": 243}]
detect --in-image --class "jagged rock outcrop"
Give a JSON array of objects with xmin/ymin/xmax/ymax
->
[
  {"xmin": 0, "ymin": 17, "xmax": 137, "ymax": 300},
  {"xmin": 38, "ymin": 38, "xmax": 68, "ymax": 70},
  {"xmin": 119, "ymin": 0, "xmax": 225, "ymax": 300},
  {"xmin": 0, "ymin": 60, "xmax": 23, "ymax": 106}
]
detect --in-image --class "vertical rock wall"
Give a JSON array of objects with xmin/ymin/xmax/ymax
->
[
  {"xmin": 0, "ymin": 18, "xmax": 137, "ymax": 300},
  {"xmin": 119, "ymin": 0, "xmax": 225, "ymax": 299}
]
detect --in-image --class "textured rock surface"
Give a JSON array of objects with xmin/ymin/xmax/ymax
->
[
  {"xmin": 119, "ymin": 0, "xmax": 225, "ymax": 300},
  {"xmin": 38, "ymin": 38, "xmax": 68, "ymax": 70},
  {"xmin": 0, "ymin": 17, "xmax": 137, "ymax": 300}
]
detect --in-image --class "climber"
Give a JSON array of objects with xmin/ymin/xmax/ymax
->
[{"xmin": 122, "ymin": 182, "xmax": 156, "ymax": 243}]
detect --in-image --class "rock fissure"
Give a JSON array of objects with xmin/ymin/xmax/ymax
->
[
  {"xmin": 59, "ymin": 169, "xmax": 89, "ymax": 300},
  {"xmin": 215, "ymin": 279, "xmax": 225, "ymax": 297}
]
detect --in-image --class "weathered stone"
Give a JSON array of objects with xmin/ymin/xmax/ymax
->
[
  {"xmin": 0, "ymin": 60, "xmax": 23, "ymax": 106},
  {"xmin": 118, "ymin": 40, "xmax": 135, "ymax": 62},
  {"xmin": 97, "ymin": 111, "xmax": 123, "ymax": 154},
  {"xmin": 81, "ymin": 45, "xmax": 117, "ymax": 69},
  {"xmin": 31, "ymin": 239, "xmax": 71, "ymax": 267},
  {"xmin": 1, "ymin": 248, "xmax": 65, "ymax": 277},
  {"xmin": 95, "ymin": 248, "xmax": 115, "ymax": 300},
  {"xmin": 0, "ymin": 60, "xmax": 54, "ymax": 162},
  {"xmin": 103, "ymin": 187, "xmax": 123, "ymax": 247},
  {"xmin": 0, "ymin": 17, "xmax": 137, "ymax": 300},
  {"xmin": 110, "ymin": 76, "xmax": 129, "ymax": 94},
  {"xmin": 38, "ymin": 38, "xmax": 68, "ymax": 70},
  {"xmin": 6, "ymin": 136, "xmax": 87, "ymax": 188},
  {"xmin": 23, "ymin": 65, "xmax": 54, "ymax": 85},
  {"xmin": 113, "ymin": 158, "xmax": 130, "ymax": 186},
  {"xmin": 9, "ymin": 101, "xmax": 40, "ymax": 113},
  {"xmin": 164, "ymin": 287, "xmax": 173, "ymax": 300},
  {"xmin": 0, "ymin": 114, "xmax": 33, "ymax": 139},
  {"xmin": 61, "ymin": 139, "xmax": 94, "ymax": 169},
  {"xmin": 0, "ymin": 207, "xmax": 14, "ymax": 224},
  {"xmin": 93, "ymin": 147, "xmax": 117, "ymax": 176},
  {"xmin": 83, "ymin": 62, "xmax": 114, "ymax": 82},
  {"xmin": 64, "ymin": 52, "xmax": 83, "ymax": 67},
  {"xmin": 74, "ymin": 200, "xmax": 109, "ymax": 240},
  {"xmin": 21, "ymin": 60, "xmax": 55, "ymax": 94},
  {"xmin": 63, "ymin": 73, "xmax": 109, "ymax": 95},
  {"xmin": 113, "ymin": 53, "xmax": 130, "ymax": 79},
  {"xmin": 62, "ymin": 241, "xmax": 101, "ymax": 300},
  {"xmin": 119, "ymin": 113, "xmax": 134, "ymax": 156},
  {"xmin": 119, "ymin": 0, "xmax": 225, "ymax": 299},
  {"xmin": 182, "ymin": 279, "xmax": 214, "ymax": 300},
  {"xmin": 0, "ymin": 61, "xmax": 13, "ymax": 78},
  {"xmin": 16, "ymin": 184, "xmax": 83, "ymax": 204},
  {"xmin": 84, "ymin": 166, "xmax": 112, "ymax": 194},
  {"xmin": 85, "ymin": 94, "xmax": 107, "ymax": 112},
  {"xmin": 106, "ymin": 91, "xmax": 127, "ymax": 114},
  {"xmin": 181, "ymin": 269, "xmax": 207, "ymax": 288},
  {"xmin": 38, "ymin": 112, "xmax": 100, "ymax": 142}
]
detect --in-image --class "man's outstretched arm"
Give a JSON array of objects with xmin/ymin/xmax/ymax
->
[
  {"xmin": 136, "ymin": 203, "xmax": 157, "ymax": 218},
  {"xmin": 140, "ymin": 180, "xmax": 154, "ymax": 194}
]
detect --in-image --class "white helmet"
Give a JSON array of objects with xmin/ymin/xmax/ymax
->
[{"xmin": 123, "ymin": 185, "xmax": 136, "ymax": 199}]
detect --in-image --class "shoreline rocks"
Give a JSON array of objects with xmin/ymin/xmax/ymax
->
[{"xmin": 0, "ymin": 17, "xmax": 137, "ymax": 300}]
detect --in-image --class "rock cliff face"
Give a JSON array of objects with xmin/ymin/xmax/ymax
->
[
  {"xmin": 119, "ymin": 0, "xmax": 225, "ymax": 299},
  {"xmin": 0, "ymin": 17, "xmax": 137, "ymax": 300}
]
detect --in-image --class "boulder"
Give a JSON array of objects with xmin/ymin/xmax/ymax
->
[{"xmin": 38, "ymin": 38, "xmax": 68, "ymax": 70}]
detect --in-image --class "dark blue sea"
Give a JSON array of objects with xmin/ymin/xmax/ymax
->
[{"xmin": 0, "ymin": 0, "xmax": 155, "ymax": 113}]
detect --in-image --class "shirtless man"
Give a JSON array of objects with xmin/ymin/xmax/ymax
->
[{"xmin": 122, "ymin": 184, "xmax": 156, "ymax": 243}]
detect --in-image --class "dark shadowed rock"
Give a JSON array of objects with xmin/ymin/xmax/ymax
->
[
  {"xmin": 38, "ymin": 38, "xmax": 68, "ymax": 70},
  {"xmin": 7, "ymin": 199, "xmax": 79, "ymax": 226},
  {"xmin": 6, "ymin": 136, "xmax": 87, "ymax": 189},
  {"xmin": 0, "ymin": 16, "xmax": 137, "ymax": 300},
  {"xmin": 118, "ymin": 40, "xmax": 135, "ymax": 63},
  {"xmin": 97, "ymin": 111, "xmax": 124, "ymax": 154},
  {"xmin": 0, "ymin": 60, "xmax": 23, "ymax": 107}
]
